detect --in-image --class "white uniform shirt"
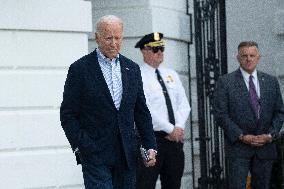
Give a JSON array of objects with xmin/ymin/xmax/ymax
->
[{"xmin": 140, "ymin": 63, "xmax": 191, "ymax": 134}]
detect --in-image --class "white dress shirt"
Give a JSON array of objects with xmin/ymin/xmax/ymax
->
[{"xmin": 140, "ymin": 63, "xmax": 191, "ymax": 134}]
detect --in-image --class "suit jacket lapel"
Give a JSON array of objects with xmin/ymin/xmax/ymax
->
[
  {"xmin": 235, "ymin": 69, "xmax": 249, "ymax": 99},
  {"xmin": 86, "ymin": 51, "xmax": 115, "ymax": 107},
  {"xmin": 257, "ymin": 71, "xmax": 267, "ymax": 120},
  {"xmin": 119, "ymin": 56, "xmax": 130, "ymax": 111}
]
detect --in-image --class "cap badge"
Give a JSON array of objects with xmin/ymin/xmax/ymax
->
[{"xmin": 154, "ymin": 32, "xmax": 160, "ymax": 41}]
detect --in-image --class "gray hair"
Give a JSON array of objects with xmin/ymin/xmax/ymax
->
[{"xmin": 96, "ymin": 15, "xmax": 123, "ymax": 34}]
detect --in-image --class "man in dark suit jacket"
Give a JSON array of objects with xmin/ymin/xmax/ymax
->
[
  {"xmin": 60, "ymin": 15, "xmax": 157, "ymax": 189},
  {"xmin": 214, "ymin": 41, "xmax": 284, "ymax": 189}
]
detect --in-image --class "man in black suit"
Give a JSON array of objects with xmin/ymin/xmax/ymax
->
[
  {"xmin": 60, "ymin": 15, "xmax": 157, "ymax": 189},
  {"xmin": 214, "ymin": 41, "xmax": 284, "ymax": 189}
]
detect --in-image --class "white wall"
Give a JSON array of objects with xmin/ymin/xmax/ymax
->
[
  {"xmin": 0, "ymin": 0, "xmax": 92, "ymax": 188},
  {"xmin": 226, "ymin": 0, "xmax": 284, "ymax": 75},
  {"xmin": 226, "ymin": 0, "xmax": 284, "ymax": 100}
]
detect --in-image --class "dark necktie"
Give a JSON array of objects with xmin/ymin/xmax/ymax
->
[
  {"xmin": 249, "ymin": 75, "xmax": 260, "ymax": 119},
  {"xmin": 155, "ymin": 69, "xmax": 175, "ymax": 125}
]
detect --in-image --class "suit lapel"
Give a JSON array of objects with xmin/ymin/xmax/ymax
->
[
  {"xmin": 119, "ymin": 56, "xmax": 130, "ymax": 111},
  {"xmin": 257, "ymin": 71, "xmax": 267, "ymax": 120},
  {"xmin": 235, "ymin": 69, "xmax": 250, "ymax": 99},
  {"xmin": 86, "ymin": 51, "xmax": 115, "ymax": 107}
]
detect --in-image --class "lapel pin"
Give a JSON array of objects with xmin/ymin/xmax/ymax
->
[{"xmin": 126, "ymin": 67, "xmax": 130, "ymax": 70}]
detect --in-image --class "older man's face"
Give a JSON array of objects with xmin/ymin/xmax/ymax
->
[
  {"xmin": 96, "ymin": 22, "xmax": 123, "ymax": 59},
  {"xmin": 237, "ymin": 46, "xmax": 260, "ymax": 74}
]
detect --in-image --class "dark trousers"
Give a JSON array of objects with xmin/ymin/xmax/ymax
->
[
  {"xmin": 227, "ymin": 155, "xmax": 274, "ymax": 189},
  {"xmin": 136, "ymin": 136, "xmax": 184, "ymax": 189},
  {"xmin": 79, "ymin": 136, "xmax": 136, "ymax": 189},
  {"xmin": 81, "ymin": 162, "xmax": 135, "ymax": 189}
]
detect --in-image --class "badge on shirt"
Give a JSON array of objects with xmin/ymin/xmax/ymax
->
[{"xmin": 166, "ymin": 75, "xmax": 174, "ymax": 83}]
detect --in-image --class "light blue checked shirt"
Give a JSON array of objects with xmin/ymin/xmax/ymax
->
[{"xmin": 96, "ymin": 48, "xmax": 123, "ymax": 109}]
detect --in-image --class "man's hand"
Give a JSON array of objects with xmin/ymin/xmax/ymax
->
[
  {"xmin": 166, "ymin": 127, "xmax": 184, "ymax": 142},
  {"xmin": 240, "ymin": 134, "xmax": 255, "ymax": 145},
  {"xmin": 251, "ymin": 134, "xmax": 272, "ymax": 146},
  {"xmin": 144, "ymin": 149, "xmax": 157, "ymax": 167},
  {"xmin": 240, "ymin": 134, "xmax": 272, "ymax": 147}
]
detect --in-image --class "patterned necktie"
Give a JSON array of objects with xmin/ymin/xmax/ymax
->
[
  {"xmin": 111, "ymin": 61, "xmax": 122, "ymax": 109},
  {"xmin": 249, "ymin": 75, "xmax": 260, "ymax": 119},
  {"xmin": 155, "ymin": 69, "xmax": 175, "ymax": 125}
]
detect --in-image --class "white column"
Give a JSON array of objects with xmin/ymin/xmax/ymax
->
[{"xmin": 0, "ymin": 0, "xmax": 92, "ymax": 188}]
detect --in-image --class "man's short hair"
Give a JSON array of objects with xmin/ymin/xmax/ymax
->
[{"xmin": 238, "ymin": 41, "xmax": 259, "ymax": 50}]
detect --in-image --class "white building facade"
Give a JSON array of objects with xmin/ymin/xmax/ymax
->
[{"xmin": 0, "ymin": 0, "xmax": 91, "ymax": 188}]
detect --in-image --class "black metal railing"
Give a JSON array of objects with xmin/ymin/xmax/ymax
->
[{"xmin": 192, "ymin": 0, "xmax": 227, "ymax": 188}]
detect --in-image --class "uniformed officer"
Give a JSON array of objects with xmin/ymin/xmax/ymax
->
[{"xmin": 135, "ymin": 32, "xmax": 191, "ymax": 189}]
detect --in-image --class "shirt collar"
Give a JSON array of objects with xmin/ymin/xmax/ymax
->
[
  {"xmin": 142, "ymin": 62, "xmax": 157, "ymax": 74},
  {"xmin": 240, "ymin": 67, "xmax": 258, "ymax": 81},
  {"xmin": 96, "ymin": 48, "xmax": 119, "ymax": 63}
]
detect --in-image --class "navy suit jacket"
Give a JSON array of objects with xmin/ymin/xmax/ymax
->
[
  {"xmin": 214, "ymin": 69, "xmax": 284, "ymax": 159},
  {"xmin": 60, "ymin": 50, "xmax": 157, "ymax": 169}
]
